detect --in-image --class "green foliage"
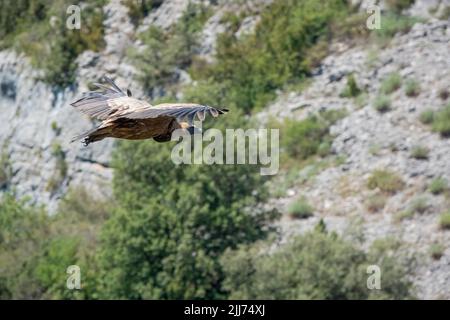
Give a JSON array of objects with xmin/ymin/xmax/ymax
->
[
  {"xmin": 281, "ymin": 116, "xmax": 329, "ymax": 159},
  {"xmin": 431, "ymin": 104, "xmax": 450, "ymax": 137},
  {"xmin": 329, "ymin": 12, "xmax": 371, "ymax": 43},
  {"xmin": 374, "ymin": 13, "xmax": 420, "ymax": 43},
  {"xmin": 188, "ymin": 0, "xmax": 350, "ymax": 112},
  {"xmin": 33, "ymin": 237, "xmax": 80, "ymax": 298},
  {"xmin": 97, "ymin": 113, "xmax": 278, "ymax": 299},
  {"xmin": 394, "ymin": 209, "xmax": 414, "ymax": 222},
  {"xmin": 0, "ymin": 146, "xmax": 12, "ymax": 189},
  {"xmin": 429, "ymin": 243, "xmax": 444, "ymax": 260},
  {"xmin": 0, "ymin": 1, "xmax": 426, "ymax": 301},
  {"xmin": 439, "ymin": 6, "xmax": 450, "ymax": 20},
  {"xmin": 288, "ymin": 197, "xmax": 314, "ymax": 219},
  {"xmin": 340, "ymin": 74, "xmax": 362, "ymax": 98},
  {"xmin": 420, "ymin": 105, "xmax": 450, "ymax": 137},
  {"xmin": 355, "ymin": 92, "xmax": 369, "ymax": 109},
  {"xmin": 51, "ymin": 121, "xmax": 62, "ymax": 136},
  {"xmin": 1, "ymin": 1, "xmax": 105, "ymax": 87},
  {"xmin": 380, "ymin": 72, "xmax": 402, "ymax": 94},
  {"xmin": 385, "ymin": 0, "xmax": 416, "ymax": 13},
  {"xmin": 408, "ymin": 196, "xmax": 429, "ymax": 214},
  {"xmin": 219, "ymin": 10, "xmax": 249, "ymax": 33},
  {"xmin": 367, "ymin": 170, "xmax": 405, "ymax": 194},
  {"xmin": 124, "ymin": 0, "xmax": 163, "ymax": 26},
  {"xmin": 404, "ymin": 79, "xmax": 420, "ymax": 97},
  {"xmin": 0, "ymin": 188, "xmax": 110, "ymax": 299},
  {"xmin": 373, "ymin": 95, "xmax": 392, "ymax": 113},
  {"xmin": 419, "ymin": 109, "xmax": 435, "ymax": 124},
  {"xmin": 58, "ymin": 186, "xmax": 111, "ymax": 224},
  {"xmin": 365, "ymin": 193, "xmax": 387, "ymax": 213},
  {"xmin": 410, "ymin": 145, "xmax": 429, "ymax": 160},
  {"xmin": 221, "ymin": 225, "xmax": 414, "ymax": 299},
  {"xmin": 279, "ymin": 109, "xmax": 346, "ymax": 160},
  {"xmin": 0, "ymin": 193, "xmax": 48, "ymax": 299},
  {"xmin": 129, "ymin": 3, "xmax": 212, "ymax": 96},
  {"xmin": 365, "ymin": 237, "xmax": 416, "ymax": 299},
  {"xmin": 439, "ymin": 212, "xmax": 450, "ymax": 230},
  {"xmin": 0, "ymin": 0, "xmax": 46, "ymax": 40},
  {"xmin": 429, "ymin": 177, "xmax": 448, "ymax": 195},
  {"xmin": 319, "ymin": 108, "xmax": 349, "ymax": 125},
  {"xmin": 317, "ymin": 141, "xmax": 332, "ymax": 157}
]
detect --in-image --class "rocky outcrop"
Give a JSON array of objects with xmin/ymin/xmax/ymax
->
[
  {"xmin": 0, "ymin": 0, "xmax": 139, "ymax": 212},
  {"xmin": 265, "ymin": 20, "xmax": 450, "ymax": 299}
]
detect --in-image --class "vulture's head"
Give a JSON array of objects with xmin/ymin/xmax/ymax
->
[{"xmin": 179, "ymin": 121, "xmax": 202, "ymax": 136}]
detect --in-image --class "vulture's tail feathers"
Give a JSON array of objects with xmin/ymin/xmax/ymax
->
[{"xmin": 70, "ymin": 127, "xmax": 98, "ymax": 145}]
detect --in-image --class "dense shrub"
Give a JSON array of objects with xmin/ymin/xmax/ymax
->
[
  {"xmin": 439, "ymin": 212, "xmax": 450, "ymax": 230},
  {"xmin": 385, "ymin": 0, "xmax": 416, "ymax": 13},
  {"xmin": 405, "ymin": 79, "xmax": 420, "ymax": 97},
  {"xmin": 410, "ymin": 145, "xmax": 429, "ymax": 160},
  {"xmin": 419, "ymin": 110, "xmax": 435, "ymax": 124},
  {"xmin": 340, "ymin": 74, "xmax": 362, "ymax": 98},
  {"xmin": 374, "ymin": 13, "xmax": 420, "ymax": 42},
  {"xmin": 367, "ymin": 170, "xmax": 405, "ymax": 194},
  {"xmin": 429, "ymin": 243, "xmax": 444, "ymax": 260},
  {"xmin": 124, "ymin": 0, "xmax": 163, "ymax": 26},
  {"xmin": 288, "ymin": 197, "xmax": 314, "ymax": 219},
  {"xmin": 0, "ymin": 188, "xmax": 109, "ymax": 299},
  {"xmin": 365, "ymin": 193, "xmax": 387, "ymax": 213},
  {"xmin": 429, "ymin": 177, "xmax": 448, "ymax": 195},
  {"xmin": 431, "ymin": 104, "xmax": 450, "ymax": 137},
  {"xmin": 380, "ymin": 72, "xmax": 402, "ymax": 94},
  {"xmin": 1, "ymin": 1, "xmax": 105, "ymax": 87},
  {"xmin": 187, "ymin": 0, "xmax": 350, "ymax": 112},
  {"xmin": 129, "ymin": 3, "xmax": 212, "ymax": 97},
  {"xmin": 279, "ymin": 109, "xmax": 346, "ymax": 160},
  {"xmin": 221, "ymin": 225, "xmax": 415, "ymax": 299},
  {"xmin": 373, "ymin": 95, "xmax": 392, "ymax": 112},
  {"xmin": 282, "ymin": 116, "xmax": 329, "ymax": 159},
  {"xmin": 408, "ymin": 197, "xmax": 429, "ymax": 214},
  {"xmin": 0, "ymin": 146, "xmax": 12, "ymax": 190},
  {"xmin": 0, "ymin": 193, "xmax": 48, "ymax": 299}
]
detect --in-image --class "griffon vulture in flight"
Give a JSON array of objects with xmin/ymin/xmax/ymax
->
[{"xmin": 70, "ymin": 76, "xmax": 228, "ymax": 146}]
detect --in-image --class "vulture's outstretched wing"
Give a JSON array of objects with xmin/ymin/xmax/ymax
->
[
  {"xmin": 71, "ymin": 76, "xmax": 228, "ymax": 124},
  {"xmin": 121, "ymin": 103, "xmax": 229, "ymax": 125},
  {"xmin": 70, "ymin": 76, "xmax": 151, "ymax": 120}
]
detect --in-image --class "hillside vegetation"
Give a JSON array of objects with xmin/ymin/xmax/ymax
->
[{"xmin": 2, "ymin": 0, "xmax": 448, "ymax": 299}]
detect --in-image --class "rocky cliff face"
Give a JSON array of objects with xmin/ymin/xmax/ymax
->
[
  {"xmin": 0, "ymin": 0, "xmax": 267, "ymax": 212},
  {"xmin": 263, "ymin": 19, "xmax": 450, "ymax": 299},
  {"xmin": 0, "ymin": 0, "xmax": 197, "ymax": 213},
  {"xmin": 0, "ymin": 0, "xmax": 448, "ymax": 298}
]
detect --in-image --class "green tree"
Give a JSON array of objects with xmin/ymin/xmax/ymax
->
[
  {"xmin": 97, "ymin": 113, "xmax": 278, "ymax": 299},
  {"xmin": 190, "ymin": 0, "xmax": 350, "ymax": 112},
  {"xmin": 221, "ymin": 225, "xmax": 415, "ymax": 299},
  {"xmin": 0, "ymin": 193, "xmax": 49, "ymax": 299},
  {"xmin": 1, "ymin": 0, "xmax": 105, "ymax": 87},
  {"xmin": 0, "ymin": 189, "xmax": 109, "ymax": 299},
  {"xmin": 129, "ymin": 2, "xmax": 212, "ymax": 96}
]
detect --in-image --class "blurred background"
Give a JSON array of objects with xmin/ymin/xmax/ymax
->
[{"xmin": 0, "ymin": 0, "xmax": 449, "ymax": 299}]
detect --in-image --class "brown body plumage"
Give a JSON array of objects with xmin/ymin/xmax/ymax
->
[{"xmin": 70, "ymin": 76, "xmax": 228, "ymax": 145}]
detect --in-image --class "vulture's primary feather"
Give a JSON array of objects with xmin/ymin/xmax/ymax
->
[{"xmin": 70, "ymin": 76, "xmax": 228, "ymax": 145}]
